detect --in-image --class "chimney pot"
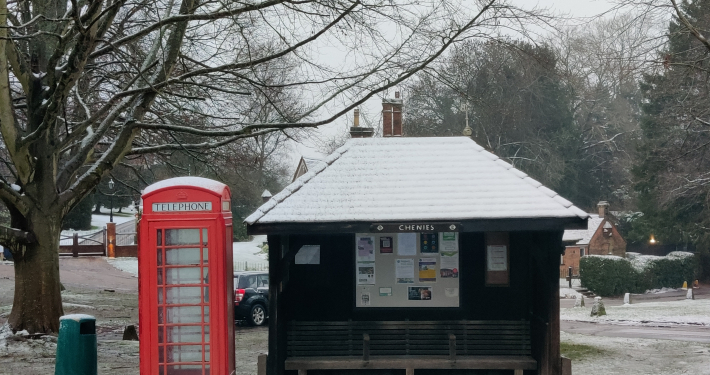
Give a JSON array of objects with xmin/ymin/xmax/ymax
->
[
  {"xmin": 597, "ymin": 201, "xmax": 609, "ymax": 218},
  {"xmin": 382, "ymin": 95, "xmax": 403, "ymax": 137},
  {"xmin": 354, "ymin": 108, "xmax": 360, "ymax": 127}
]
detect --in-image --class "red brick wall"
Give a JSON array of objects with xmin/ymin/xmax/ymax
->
[
  {"xmin": 588, "ymin": 220, "xmax": 626, "ymax": 257},
  {"xmin": 560, "ymin": 246, "xmax": 582, "ymax": 275}
]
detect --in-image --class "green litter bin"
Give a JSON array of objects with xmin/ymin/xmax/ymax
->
[{"xmin": 55, "ymin": 314, "xmax": 97, "ymax": 375}]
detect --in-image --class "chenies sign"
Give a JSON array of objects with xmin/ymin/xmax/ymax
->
[
  {"xmin": 152, "ymin": 202, "xmax": 213, "ymax": 212},
  {"xmin": 370, "ymin": 223, "xmax": 460, "ymax": 233}
]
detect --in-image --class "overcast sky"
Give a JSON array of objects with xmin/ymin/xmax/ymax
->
[{"xmin": 289, "ymin": 0, "xmax": 622, "ymax": 163}]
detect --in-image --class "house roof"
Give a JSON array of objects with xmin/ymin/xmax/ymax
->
[
  {"xmin": 247, "ymin": 137, "xmax": 587, "ymax": 228},
  {"xmin": 302, "ymin": 157, "xmax": 326, "ymax": 170},
  {"xmin": 562, "ymin": 214, "xmax": 604, "ymax": 245}
]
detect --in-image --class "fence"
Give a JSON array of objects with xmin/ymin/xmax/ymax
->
[
  {"xmin": 233, "ymin": 261, "xmax": 268, "ymax": 271},
  {"xmin": 59, "ymin": 229, "xmax": 106, "ymax": 257},
  {"xmin": 560, "ymin": 266, "xmax": 580, "ymax": 279}
]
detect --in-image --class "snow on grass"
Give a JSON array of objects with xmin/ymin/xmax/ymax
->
[
  {"xmin": 60, "ymin": 210, "xmax": 136, "ymax": 244},
  {"xmin": 107, "ymin": 257, "xmax": 138, "ymax": 277},
  {"xmin": 562, "ymin": 331, "xmax": 710, "ymax": 375},
  {"xmin": 106, "ymin": 235, "xmax": 268, "ymax": 276},
  {"xmin": 62, "ymin": 302, "xmax": 96, "ymax": 310},
  {"xmin": 233, "ymin": 235, "xmax": 268, "ymax": 267},
  {"xmin": 560, "ymin": 287, "xmax": 582, "ymax": 298},
  {"xmin": 561, "ymin": 298, "xmax": 710, "ymax": 326}
]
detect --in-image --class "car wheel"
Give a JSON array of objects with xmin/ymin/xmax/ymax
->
[{"xmin": 248, "ymin": 304, "xmax": 266, "ymax": 326}]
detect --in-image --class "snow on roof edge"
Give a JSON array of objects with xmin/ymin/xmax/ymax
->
[{"xmin": 245, "ymin": 141, "xmax": 355, "ymax": 224}]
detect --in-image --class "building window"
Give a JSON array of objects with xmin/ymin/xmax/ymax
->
[
  {"xmin": 561, "ymin": 254, "xmax": 564, "ymax": 265},
  {"xmin": 580, "ymin": 248, "xmax": 585, "ymax": 257}
]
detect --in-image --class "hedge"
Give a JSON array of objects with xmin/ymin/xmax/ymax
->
[{"xmin": 579, "ymin": 252, "xmax": 697, "ymax": 296}]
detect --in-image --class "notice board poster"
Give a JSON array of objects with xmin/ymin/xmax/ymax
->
[
  {"xmin": 485, "ymin": 232, "xmax": 510, "ymax": 286},
  {"xmin": 355, "ymin": 232, "xmax": 459, "ymax": 308}
]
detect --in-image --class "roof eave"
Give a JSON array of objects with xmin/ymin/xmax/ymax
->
[{"xmin": 247, "ymin": 216, "xmax": 587, "ymax": 235}]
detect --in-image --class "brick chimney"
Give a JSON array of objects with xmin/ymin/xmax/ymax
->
[
  {"xmin": 383, "ymin": 92, "xmax": 403, "ymax": 137},
  {"xmin": 597, "ymin": 201, "xmax": 609, "ymax": 217},
  {"xmin": 349, "ymin": 108, "xmax": 374, "ymax": 138}
]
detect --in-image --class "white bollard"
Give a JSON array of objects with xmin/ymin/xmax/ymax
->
[
  {"xmin": 686, "ymin": 288, "xmax": 695, "ymax": 300},
  {"xmin": 623, "ymin": 293, "xmax": 631, "ymax": 305}
]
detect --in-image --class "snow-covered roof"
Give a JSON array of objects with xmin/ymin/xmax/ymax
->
[
  {"xmin": 142, "ymin": 177, "xmax": 228, "ymax": 197},
  {"xmin": 247, "ymin": 137, "xmax": 587, "ymax": 225},
  {"xmin": 303, "ymin": 157, "xmax": 326, "ymax": 170},
  {"xmin": 562, "ymin": 214, "xmax": 604, "ymax": 245}
]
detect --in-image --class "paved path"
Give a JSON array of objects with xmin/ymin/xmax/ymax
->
[{"xmin": 561, "ymin": 320, "xmax": 710, "ymax": 343}]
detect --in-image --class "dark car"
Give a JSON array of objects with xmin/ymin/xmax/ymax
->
[{"xmin": 233, "ymin": 271, "xmax": 269, "ymax": 326}]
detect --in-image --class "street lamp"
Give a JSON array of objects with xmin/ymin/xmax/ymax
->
[{"xmin": 108, "ymin": 178, "xmax": 115, "ymax": 223}]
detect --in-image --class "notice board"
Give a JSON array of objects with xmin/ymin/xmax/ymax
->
[{"xmin": 355, "ymin": 232, "xmax": 460, "ymax": 308}]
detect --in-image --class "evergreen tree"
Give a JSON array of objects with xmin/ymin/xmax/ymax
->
[
  {"xmin": 406, "ymin": 41, "xmax": 596, "ymax": 207},
  {"xmin": 633, "ymin": 0, "xmax": 710, "ymax": 276}
]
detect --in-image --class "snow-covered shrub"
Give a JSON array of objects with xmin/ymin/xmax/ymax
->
[{"xmin": 580, "ymin": 252, "xmax": 697, "ymax": 296}]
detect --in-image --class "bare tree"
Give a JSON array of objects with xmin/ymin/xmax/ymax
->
[
  {"xmin": 549, "ymin": 11, "xmax": 662, "ymax": 210},
  {"xmin": 0, "ymin": 0, "xmax": 552, "ymax": 333}
]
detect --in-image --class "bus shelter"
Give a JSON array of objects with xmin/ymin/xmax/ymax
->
[{"xmin": 247, "ymin": 137, "xmax": 587, "ymax": 375}]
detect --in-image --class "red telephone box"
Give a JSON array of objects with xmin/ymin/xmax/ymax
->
[{"xmin": 139, "ymin": 177, "xmax": 235, "ymax": 375}]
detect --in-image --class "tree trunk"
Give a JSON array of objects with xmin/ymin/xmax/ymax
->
[{"xmin": 7, "ymin": 211, "xmax": 64, "ymax": 334}]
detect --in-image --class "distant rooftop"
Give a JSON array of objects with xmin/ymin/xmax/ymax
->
[{"xmin": 562, "ymin": 214, "xmax": 604, "ymax": 245}]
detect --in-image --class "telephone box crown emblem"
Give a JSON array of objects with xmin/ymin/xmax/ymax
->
[{"xmin": 176, "ymin": 190, "xmax": 188, "ymax": 200}]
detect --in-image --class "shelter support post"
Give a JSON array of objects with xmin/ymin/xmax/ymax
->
[
  {"xmin": 267, "ymin": 235, "xmax": 287, "ymax": 375},
  {"xmin": 530, "ymin": 231, "xmax": 563, "ymax": 375}
]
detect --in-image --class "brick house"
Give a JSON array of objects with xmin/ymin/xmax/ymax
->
[{"xmin": 560, "ymin": 201, "xmax": 626, "ymax": 276}]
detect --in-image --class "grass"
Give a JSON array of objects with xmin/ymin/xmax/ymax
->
[{"xmin": 561, "ymin": 342, "xmax": 608, "ymax": 361}]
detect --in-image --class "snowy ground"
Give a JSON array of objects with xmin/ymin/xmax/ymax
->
[
  {"xmin": 561, "ymin": 298, "xmax": 710, "ymax": 327},
  {"xmin": 106, "ymin": 258, "xmax": 138, "ymax": 277},
  {"xmin": 561, "ymin": 331, "xmax": 710, "ymax": 375},
  {"xmin": 106, "ymin": 235, "xmax": 268, "ymax": 277},
  {"xmin": 59, "ymin": 209, "xmax": 136, "ymax": 245},
  {"xmin": 232, "ymin": 235, "xmax": 268, "ymax": 270}
]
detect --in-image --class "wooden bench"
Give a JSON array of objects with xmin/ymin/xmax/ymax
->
[{"xmin": 285, "ymin": 320, "xmax": 536, "ymax": 374}]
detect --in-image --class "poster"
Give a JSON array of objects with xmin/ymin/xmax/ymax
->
[
  {"xmin": 440, "ymin": 232, "xmax": 458, "ymax": 253},
  {"xmin": 440, "ymin": 254, "xmax": 459, "ymax": 278},
  {"xmin": 361, "ymin": 292, "xmax": 371, "ymax": 306},
  {"xmin": 420, "ymin": 233, "xmax": 438, "ymax": 253},
  {"xmin": 295, "ymin": 245, "xmax": 320, "ymax": 264},
  {"xmin": 487, "ymin": 245, "xmax": 508, "ymax": 271},
  {"xmin": 380, "ymin": 236, "xmax": 393, "ymax": 254},
  {"xmin": 379, "ymin": 287, "xmax": 392, "ymax": 296},
  {"xmin": 418, "ymin": 258, "xmax": 437, "ymax": 282},
  {"xmin": 357, "ymin": 236, "xmax": 375, "ymax": 261},
  {"xmin": 396, "ymin": 259, "xmax": 415, "ymax": 284},
  {"xmin": 397, "ymin": 233, "xmax": 417, "ymax": 255},
  {"xmin": 357, "ymin": 262, "xmax": 376, "ymax": 285},
  {"xmin": 408, "ymin": 286, "xmax": 432, "ymax": 300}
]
